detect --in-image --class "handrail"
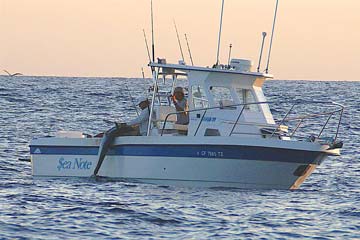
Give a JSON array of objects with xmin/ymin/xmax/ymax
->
[
  {"xmin": 335, "ymin": 108, "xmax": 344, "ymax": 141},
  {"xmin": 272, "ymin": 102, "xmax": 343, "ymax": 140},
  {"xmin": 229, "ymin": 105, "xmax": 246, "ymax": 136},
  {"xmin": 282, "ymin": 109, "xmax": 342, "ymax": 122},
  {"xmin": 194, "ymin": 110, "xmax": 207, "ymax": 136},
  {"xmin": 270, "ymin": 102, "xmax": 296, "ymax": 138},
  {"xmin": 317, "ymin": 113, "xmax": 334, "ymax": 138},
  {"xmin": 159, "ymin": 100, "xmax": 344, "ymax": 142},
  {"xmin": 290, "ymin": 119, "xmax": 303, "ymax": 138}
]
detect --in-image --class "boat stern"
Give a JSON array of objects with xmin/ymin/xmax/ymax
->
[{"xmin": 30, "ymin": 137, "xmax": 101, "ymax": 177}]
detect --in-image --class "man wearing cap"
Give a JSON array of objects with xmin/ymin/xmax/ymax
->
[
  {"xmin": 127, "ymin": 97, "xmax": 151, "ymax": 136},
  {"xmin": 172, "ymin": 87, "xmax": 189, "ymax": 125},
  {"xmin": 93, "ymin": 97, "xmax": 151, "ymax": 176}
]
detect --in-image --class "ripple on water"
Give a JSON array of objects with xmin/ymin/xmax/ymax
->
[{"xmin": 0, "ymin": 77, "xmax": 359, "ymax": 239}]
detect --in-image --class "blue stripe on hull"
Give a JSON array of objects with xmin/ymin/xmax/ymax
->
[{"xmin": 30, "ymin": 144, "xmax": 323, "ymax": 164}]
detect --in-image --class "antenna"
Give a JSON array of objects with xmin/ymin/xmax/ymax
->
[
  {"xmin": 257, "ymin": 32, "xmax": 267, "ymax": 72},
  {"xmin": 141, "ymin": 67, "xmax": 145, "ymax": 79},
  {"xmin": 215, "ymin": 0, "xmax": 226, "ymax": 66},
  {"xmin": 143, "ymin": 29, "xmax": 151, "ymax": 63},
  {"xmin": 227, "ymin": 43, "xmax": 232, "ymax": 66},
  {"xmin": 184, "ymin": 34, "xmax": 194, "ymax": 66},
  {"xmin": 265, "ymin": 0, "xmax": 280, "ymax": 74},
  {"xmin": 150, "ymin": 0, "xmax": 155, "ymax": 63},
  {"xmin": 173, "ymin": 20, "xmax": 185, "ymax": 62}
]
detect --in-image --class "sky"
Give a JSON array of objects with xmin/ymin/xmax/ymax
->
[{"xmin": 0, "ymin": 0, "xmax": 359, "ymax": 80}]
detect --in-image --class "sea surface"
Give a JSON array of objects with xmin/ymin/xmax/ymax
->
[{"xmin": 0, "ymin": 76, "xmax": 359, "ymax": 239}]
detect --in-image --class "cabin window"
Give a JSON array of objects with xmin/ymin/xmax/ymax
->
[
  {"xmin": 191, "ymin": 85, "xmax": 208, "ymax": 109},
  {"xmin": 236, "ymin": 88, "xmax": 260, "ymax": 111},
  {"xmin": 210, "ymin": 86, "xmax": 235, "ymax": 108}
]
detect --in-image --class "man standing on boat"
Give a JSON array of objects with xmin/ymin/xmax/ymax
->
[{"xmin": 172, "ymin": 87, "xmax": 189, "ymax": 125}]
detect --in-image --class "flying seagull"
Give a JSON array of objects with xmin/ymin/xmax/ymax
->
[{"xmin": 3, "ymin": 70, "xmax": 23, "ymax": 77}]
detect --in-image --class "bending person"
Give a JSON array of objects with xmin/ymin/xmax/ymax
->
[
  {"xmin": 126, "ymin": 97, "xmax": 151, "ymax": 136},
  {"xmin": 93, "ymin": 97, "xmax": 150, "ymax": 176},
  {"xmin": 172, "ymin": 87, "xmax": 189, "ymax": 125}
]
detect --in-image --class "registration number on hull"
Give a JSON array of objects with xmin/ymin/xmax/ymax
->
[{"xmin": 197, "ymin": 151, "xmax": 224, "ymax": 158}]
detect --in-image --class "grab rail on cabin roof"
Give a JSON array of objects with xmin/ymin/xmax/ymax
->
[{"xmin": 160, "ymin": 100, "xmax": 344, "ymax": 143}]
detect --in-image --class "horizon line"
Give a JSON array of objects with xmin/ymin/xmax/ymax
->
[{"xmin": 0, "ymin": 73, "xmax": 359, "ymax": 82}]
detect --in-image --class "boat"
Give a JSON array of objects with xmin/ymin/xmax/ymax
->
[
  {"xmin": 29, "ymin": 59, "xmax": 344, "ymax": 189},
  {"xmin": 29, "ymin": 0, "xmax": 344, "ymax": 189}
]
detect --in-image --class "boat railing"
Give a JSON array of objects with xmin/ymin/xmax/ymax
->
[{"xmin": 160, "ymin": 100, "xmax": 344, "ymax": 144}]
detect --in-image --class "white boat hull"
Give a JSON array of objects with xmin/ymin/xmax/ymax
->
[{"xmin": 30, "ymin": 136, "xmax": 334, "ymax": 189}]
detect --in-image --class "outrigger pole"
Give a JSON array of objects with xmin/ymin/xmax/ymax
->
[
  {"xmin": 215, "ymin": 0, "xmax": 225, "ymax": 66},
  {"xmin": 265, "ymin": 0, "xmax": 279, "ymax": 74},
  {"xmin": 174, "ymin": 20, "xmax": 185, "ymax": 62},
  {"xmin": 257, "ymin": 32, "xmax": 267, "ymax": 72},
  {"xmin": 151, "ymin": 0, "xmax": 155, "ymax": 63},
  {"xmin": 147, "ymin": 0, "xmax": 158, "ymax": 136},
  {"xmin": 185, "ymin": 34, "xmax": 194, "ymax": 66}
]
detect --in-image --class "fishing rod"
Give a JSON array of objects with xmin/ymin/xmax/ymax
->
[
  {"xmin": 143, "ymin": 29, "xmax": 152, "ymax": 63},
  {"xmin": 141, "ymin": 67, "xmax": 145, "ymax": 79},
  {"xmin": 265, "ymin": 0, "xmax": 280, "ymax": 74},
  {"xmin": 125, "ymin": 83, "xmax": 139, "ymax": 116},
  {"xmin": 173, "ymin": 20, "xmax": 185, "ymax": 62},
  {"xmin": 184, "ymin": 34, "xmax": 194, "ymax": 66}
]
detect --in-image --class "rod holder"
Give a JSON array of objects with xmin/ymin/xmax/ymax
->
[{"xmin": 227, "ymin": 43, "xmax": 233, "ymax": 66}]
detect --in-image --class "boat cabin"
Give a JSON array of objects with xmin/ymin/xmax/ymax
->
[{"xmin": 148, "ymin": 60, "xmax": 277, "ymax": 138}]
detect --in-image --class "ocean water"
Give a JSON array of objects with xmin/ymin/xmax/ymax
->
[{"xmin": 0, "ymin": 76, "xmax": 359, "ymax": 239}]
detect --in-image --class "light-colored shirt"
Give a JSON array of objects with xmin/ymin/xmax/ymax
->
[
  {"xmin": 127, "ymin": 108, "xmax": 150, "ymax": 136},
  {"xmin": 175, "ymin": 99, "xmax": 189, "ymax": 125}
]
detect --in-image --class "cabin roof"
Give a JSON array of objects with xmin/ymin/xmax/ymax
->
[{"xmin": 149, "ymin": 63, "xmax": 274, "ymax": 78}]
